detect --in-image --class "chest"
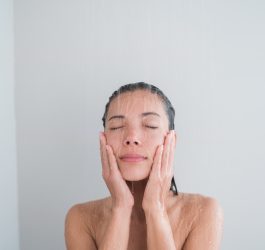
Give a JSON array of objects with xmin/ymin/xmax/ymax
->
[
  {"xmin": 127, "ymin": 225, "xmax": 187, "ymax": 250},
  {"xmin": 94, "ymin": 220, "xmax": 148, "ymax": 249},
  {"xmin": 128, "ymin": 223, "xmax": 147, "ymax": 250},
  {"xmin": 94, "ymin": 216, "xmax": 190, "ymax": 250}
]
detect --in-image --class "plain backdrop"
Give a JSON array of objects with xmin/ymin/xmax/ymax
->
[
  {"xmin": 1, "ymin": 0, "xmax": 265, "ymax": 249},
  {"xmin": 0, "ymin": 0, "xmax": 19, "ymax": 249}
]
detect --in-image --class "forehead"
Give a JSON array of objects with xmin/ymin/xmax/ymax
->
[{"xmin": 107, "ymin": 90, "xmax": 166, "ymax": 117}]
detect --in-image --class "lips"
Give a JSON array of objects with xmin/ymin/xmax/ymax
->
[{"xmin": 120, "ymin": 154, "xmax": 147, "ymax": 163}]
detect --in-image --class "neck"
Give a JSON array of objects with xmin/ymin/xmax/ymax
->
[
  {"xmin": 126, "ymin": 178, "xmax": 148, "ymax": 223},
  {"xmin": 125, "ymin": 178, "xmax": 175, "ymax": 223},
  {"xmin": 126, "ymin": 178, "xmax": 148, "ymax": 205}
]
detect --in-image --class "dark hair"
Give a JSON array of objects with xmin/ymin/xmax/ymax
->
[{"xmin": 102, "ymin": 82, "xmax": 178, "ymax": 195}]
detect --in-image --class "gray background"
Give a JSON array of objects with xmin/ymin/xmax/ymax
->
[
  {"xmin": 0, "ymin": 0, "xmax": 19, "ymax": 249},
  {"xmin": 1, "ymin": 0, "xmax": 265, "ymax": 249}
]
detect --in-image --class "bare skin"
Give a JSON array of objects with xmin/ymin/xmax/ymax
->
[
  {"xmin": 65, "ymin": 90, "xmax": 224, "ymax": 250},
  {"xmin": 65, "ymin": 192, "xmax": 223, "ymax": 250}
]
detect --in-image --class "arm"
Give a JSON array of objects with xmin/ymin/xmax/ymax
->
[
  {"xmin": 65, "ymin": 133, "xmax": 133, "ymax": 250},
  {"xmin": 142, "ymin": 130, "xmax": 177, "ymax": 250},
  {"xmin": 183, "ymin": 197, "xmax": 224, "ymax": 250},
  {"xmin": 98, "ymin": 207, "xmax": 132, "ymax": 250},
  {"xmin": 98, "ymin": 133, "xmax": 134, "ymax": 250},
  {"xmin": 144, "ymin": 208, "xmax": 176, "ymax": 250}
]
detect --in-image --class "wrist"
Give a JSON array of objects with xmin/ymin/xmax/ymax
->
[
  {"xmin": 143, "ymin": 200, "xmax": 166, "ymax": 212},
  {"xmin": 112, "ymin": 197, "xmax": 134, "ymax": 210},
  {"xmin": 112, "ymin": 205, "xmax": 133, "ymax": 215},
  {"xmin": 144, "ymin": 207, "xmax": 170, "ymax": 226},
  {"xmin": 143, "ymin": 204, "xmax": 167, "ymax": 217}
]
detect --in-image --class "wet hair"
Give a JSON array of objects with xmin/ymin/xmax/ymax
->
[{"xmin": 102, "ymin": 82, "xmax": 178, "ymax": 195}]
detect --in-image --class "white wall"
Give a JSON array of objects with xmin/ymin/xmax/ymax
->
[
  {"xmin": 14, "ymin": 0, "xmax": 265, "ymax": 249},
  {"xmin": 0, "ymin": 0, "xmax": 20, "ymax": 249}
]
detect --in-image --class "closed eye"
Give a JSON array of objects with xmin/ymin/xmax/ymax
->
[
  {"xmin": 145, "ymin": 125, "xmax": 158, "ymax": 129},
  {"xmin": 110, "ymin": 126, "xmax": 124, "ymax": 130}
]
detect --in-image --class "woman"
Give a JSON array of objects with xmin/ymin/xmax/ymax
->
[{"xmin": 65, "ymin": 82, "xmax": 223, "ymax": 250}]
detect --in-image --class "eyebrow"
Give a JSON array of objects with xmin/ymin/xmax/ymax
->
[
  {"xmin": 108, "ymin": 112, "xmax": 160, "ymax": 121},
  {"xmin": 108, "ymin": 115, "xmax": 125, "ymax": 121},
  {"xmin": 141, "ymin": 112, "xmax": 160, "ymax": 118}
]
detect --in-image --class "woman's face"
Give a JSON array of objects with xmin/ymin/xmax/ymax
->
[{"xmin": 104, "ymin": 90, "xmax": 171, "ymax": 181}]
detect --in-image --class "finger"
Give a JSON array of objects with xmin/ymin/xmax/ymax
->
[
  {"xmin": 161, "ymin": 131, "xmax": 172, "ymax": 176},
  {"xmin": 105, "ymin": 145, "xmax": 119, "ymax": 172},
  {"xmin": 167, "ymin": 131, "xmax": 176, "ymax": 177},
  {"xmin": 150, "ymin": 145, "xmax": 163, "ymax": 178},
  {"xmin": 99, "ymin": 132, "xmax": 110, "ymax": 177}
]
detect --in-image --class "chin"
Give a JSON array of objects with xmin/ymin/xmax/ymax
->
[
  {"xmin": 122, "ymin": 174, "xmax": 149, "ymax": 181},
  {"xmin": 118, "ymin": 163, "xmax": 151, "ymax": 181}
]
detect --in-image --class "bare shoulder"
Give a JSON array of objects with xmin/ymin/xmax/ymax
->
[
  {"xmin": 176, "ymin": 192, "xmax": 223, "ymax": 225},
  {"xmin": 173, "ymin": 193, "xmax": 224, "ymax": 250},
  {"xmin": 65, "ymin": 196, "xmax": 112, "ymax": 227},
  {"xmin": 64, "ymin": 197, "xmax": 111, "ymax": 250},
  {"xmin": 178, "ymin": 192, "xmax": 223, "ymax": 211}
]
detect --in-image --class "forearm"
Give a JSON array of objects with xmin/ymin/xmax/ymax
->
[
  {"xmin": 99, "ymin": 207, "xmax": 132, "ymax": 250},
  {"xmin": 145, "ymin": 208, "xmax": 176, "ymax": 250}
]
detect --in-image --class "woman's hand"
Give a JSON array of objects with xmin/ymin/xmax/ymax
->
[
  {"xmin": 100, "ymin": 132, "xmax": 134, "ymax": 209},
  {"xmin": 142, "ymin": 130, "xmax": 176, "ymax": 212}
]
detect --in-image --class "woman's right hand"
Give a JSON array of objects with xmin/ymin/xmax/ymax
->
[{"xmin": 99, "ymin": 132, "xmax": 134, "ymax": 209}]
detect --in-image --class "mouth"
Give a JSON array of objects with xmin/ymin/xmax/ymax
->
[{"xmin": 120, "ymin": 154, "xmax": 147, "ymax": 163}]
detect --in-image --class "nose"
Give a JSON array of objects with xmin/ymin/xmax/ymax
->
[
  {"xmin": 123, "ymin": 130, "xmax": 141, "ymax": 146},
  {"xmin": 124, "ymin": 139, "xmax": 140, "ymax": 146}
]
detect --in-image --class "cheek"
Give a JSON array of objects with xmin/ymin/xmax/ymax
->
[
  {"xmin": 149, "ymin": 131, "xmax": 166, "ymax": 144},
  {"xmin": 147, "ymin": 133, "xmax": 166, "ymax": 159},
  {"xmin": 105, "ymin": 132, "xmax": 123, "ymax": 154},
  {"xmin": 105, "ymin": 133, "xmax": 117, "ymax": 146}
]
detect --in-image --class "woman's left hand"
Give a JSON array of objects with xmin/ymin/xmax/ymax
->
[{"xmin": 142, "ymin": 130, "xmax": 176, "ymax": 212}]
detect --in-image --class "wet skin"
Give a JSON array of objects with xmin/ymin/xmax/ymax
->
[{"xmin": 65, "ymin": 90, "xmax": 224, "ymax": 250}]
